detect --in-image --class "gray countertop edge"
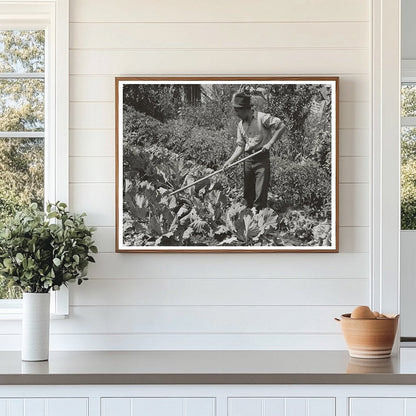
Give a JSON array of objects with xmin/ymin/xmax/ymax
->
[{"xmin": 2, "ymin": 373, "xmax": 416, "ymax": 385}]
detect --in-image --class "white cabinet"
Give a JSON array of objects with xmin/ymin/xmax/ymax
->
[
  {"xmin": 4, "ymin": 385, "xmax": 416, "ymax": 416},
  {"xmin": 228, "ymin": 398, "xmax": 335, "ymax": 416},
  {"xmin": 101, "ymin": 397, "xmax": 215, "ymax": 416},
  {"xmin": 349, "ymin": 398, "xmax": 416, "ymax": 416},
  {"xmin": 0, "ymin": 398, "xmax": 88, "ymax": 416}
]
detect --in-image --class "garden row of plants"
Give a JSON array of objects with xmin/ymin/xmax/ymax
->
[
  {"xmin": 123, "ymin": 105, "xmax": 332, "ymax": 212},
  {"xmin": 122, "ymin": 82, "xmax": 333, "ymax": 247},
  {"xmin": 122, "ymin": 140, "xmax": 332, "ymax": 247}
]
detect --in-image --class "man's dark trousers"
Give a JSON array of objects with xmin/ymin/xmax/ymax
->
[{"xmin": 243, "ymin": 151, "xmax": 270, "ymax": 210}]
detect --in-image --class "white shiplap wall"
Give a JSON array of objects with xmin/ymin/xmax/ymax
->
[{"xmin": 55, "ymin": 0, "xmax": 371, "ymax": 350}]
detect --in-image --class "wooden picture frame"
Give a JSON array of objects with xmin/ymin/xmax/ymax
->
[{"xmin": 115, "ymin": 77, "xmax": 339, "ymax": 252}]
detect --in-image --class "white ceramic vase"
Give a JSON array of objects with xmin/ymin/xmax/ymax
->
[{"xmin": 22, "ymin": 292, "xmax": 50, "ymax": 361}]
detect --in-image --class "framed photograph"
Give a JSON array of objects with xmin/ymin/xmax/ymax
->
[{"xmin": 116, "ymin": 77, "xmax": 338, "ymax": 252}]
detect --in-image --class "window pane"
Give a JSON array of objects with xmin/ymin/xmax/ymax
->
[
  {"xmin": 0, "ymin": 78, "xmax": 44, "ymax": 131},
  {"xmin": 0, "ymin": 137, "xmax": 44, "ymax": 218},
  {"xmin": 0, "ymin": 29, "xmax": 45, "ymax": 301},
  {"xmin": 401, "ymin": 127, "xmax": 416, "ymax": 230},
  {"xmin": 402, "ymin": 83, "xmax": 416, "ymax": 117},
  {"xmin": 0, "ymin": 30, "xmax": 45, "ymax": 73},
  {"xmin": 0, "ymin": 137, "xmax": 43, "ymax": 300}
]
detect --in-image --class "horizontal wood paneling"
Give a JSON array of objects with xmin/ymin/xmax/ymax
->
[
  {"xmin": 59, "ymin": 0, "xmax": 372, "ymax": 351},
  {"xmin": 69, "ymin": 129, "xmax": 114, "ymax": 157},
  {"xmin": 69, "ymin": 183, "xmax": 114, "ymax": 226},
  {"xmin": 70, "ymin": 103, "xmax": 113, "ymax": 129},
  {"xmin": 70, "ymin": 277, "xmax": 368, "ymax": 306},
  {"xmin": 70, "ymin": 49, "xmax": 368, "ymax": 76},
  {"xmin": 69, "ymin": 157, "xmax": 114, "ymax": 183},
  {"xmin": 339, "ymin": 157, "xmax": 368, "ymax": 183},
  {"xmin": 339, "ymin": 129, "xmax": 369, "ymax": 157},
  {"xmin": 91, "ymin": 226, "xmax": 369, "ymax": 254},
  {"xmin": 339, "ymin": 183, "xmax": 369, "ymax": 227},
  {"xmin": 70, "ymin": 76, "xmax": 115, "ymax": 102},
  {"xmin": 56, "ymin": 305, "xmax": 353, "ymax": 334},
  {"xmin": 86, "ymin": 253, "xmax": 369, "ymax": 279},
  {"xmin": 339, "ymin": 227, "xmax": 369, "ymax": 253},
  {"xmin": 70, "ymin": 0, "xmax": 369, "ymax": 23},
  {"xmin": 70, "ymin": 22, "xmax": 368, "ymax": 50},
  {"xmin": 0, "ymin": 333, "xmax": 347, "ymax": 350},
  {"xmin": 0, "ymin": 306, "xmax": 355, "ymax": 335},
  {"xmin": 69, "ymin": 74, "xmax": 369, "ymax": 103},
  {"xmin": 339, "ymin": 102, "xmax": 369, "ymax": 129},
  {"xmin": 91, "ymin": 227, "xmax": 115, "ymax": 253}
]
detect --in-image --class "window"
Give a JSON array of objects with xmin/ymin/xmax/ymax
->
[
  {"xmin": 0, "ymin": 29, "xmax": 45, "ymax": 300},
  {"xmin": 0, "ymin": 0, "xmax": 69, "ymax": 314},
  {"xmin": 400, "ymin": 63, "xmax": 416, "ymax": 339},
  {"xmin": 401, "ymin": 78, "xmax": 416, "ymax": 230}
]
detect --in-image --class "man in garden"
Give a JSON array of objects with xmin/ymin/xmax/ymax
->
[{"xmin": 223, "ymin": 92, "xmax": 286, "ymax": 211}]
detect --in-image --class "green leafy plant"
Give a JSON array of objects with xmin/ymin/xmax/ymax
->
[{"xmin": 0, "ymin": 202, "xmax": 97, "ymax": 293}]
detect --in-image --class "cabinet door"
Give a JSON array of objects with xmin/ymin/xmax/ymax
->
[
  {"xmin": 0, "ymin": 398, "xmax": 88, "ymax": 416},
  {"xmin": 228, "ymin": 398, "xmax": 335, "ymax": 416},
  {"xmin": 350, "ymin": 398, "xmax": 416, "ymax": 416},
  {"xmin": 101, "ymin": 398, "xmax": 215, "ymax": 416}
]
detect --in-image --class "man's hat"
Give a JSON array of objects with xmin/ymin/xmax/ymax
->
[{"xmin": 231, "ymin": 92, "xmax": 252, "ymax": 108}]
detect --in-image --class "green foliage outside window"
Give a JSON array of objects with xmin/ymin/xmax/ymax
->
[
  {"xmin": 401, "ymin": 84, "xmax": 416, "ymax": 230},
  {"xmin": 0, "ymin": 30, "xmax": 45, "ymax": 299}
]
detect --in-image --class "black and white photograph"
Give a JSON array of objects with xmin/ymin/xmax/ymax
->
[{"xmin": 116, "ymin": 77, "xmax": 338, "ymax": 252}]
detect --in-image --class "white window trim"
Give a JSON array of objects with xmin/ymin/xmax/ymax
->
[
  {"xmin": 0, "ymin": 0, "xmax": 69, "ymax": 317},
  {"xmin": 371, "ymin": 0, "xmax": 401, "ymax": 323}
]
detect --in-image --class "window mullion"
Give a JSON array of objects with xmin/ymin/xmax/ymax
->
[
  {"xmin": 402, "ymin": 117, "xmax": 416, "ymax": 127},
  {"xmin": 0, "ymin": 132, "xmax": 44, "ymax": 138},
  {"xmin": 0, "ymin": 73, "xmax": 44, "ymax": 79}
]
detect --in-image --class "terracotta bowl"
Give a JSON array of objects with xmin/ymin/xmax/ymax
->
[{"xmin": 337, "ymin": 313, "xmax": 399, "ymax": 359}]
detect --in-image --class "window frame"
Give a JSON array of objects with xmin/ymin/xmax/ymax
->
[
  {"xmin": 0, "ymin": 0, "xmax": 69, "ymax": 316},
  {"xmin": 401, "ymin": 60, "xmax": 416, "ymax": 232},
  {"xmin": 401, "ymin": 61, "xmax": 416, "ymax": 127}
]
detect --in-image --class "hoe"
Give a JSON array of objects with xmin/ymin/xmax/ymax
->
[{"xmin": 169, "ymin": 149, "xmax": 264, "ymax": 197}]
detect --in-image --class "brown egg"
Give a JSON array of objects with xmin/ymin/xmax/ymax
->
[
  {"xmin": 351, "ymin": 306, "xmax": 376, "ymax": 319},
  {"xmin": 373, "ymin": 311, "xmax": 380, "ymax": 318}
]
